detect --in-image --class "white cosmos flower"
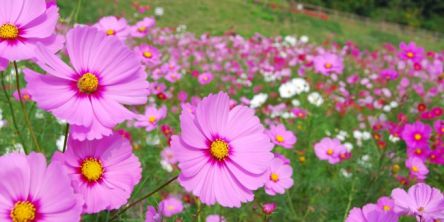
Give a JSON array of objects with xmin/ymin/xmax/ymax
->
[
  {"xmin": 154, "ymin": 7, "xmax": 164, "ymax": 16},
  {"xmin": 300, "ymin": 35, "xmax": 309, "ymax": 43},
  {"xmin": 279, "ymin": 81, "xmax": 298, "ymax": 98},
  {"xmin": 291, "ymin": 78, "xmax": 310, "ymax": 94},
  {"xmin": 307, "ymin": 92, "xmax": 324, "ymax": 106},
  {"xmin": 250, "ymin": 93, "xmax": 268, "ymax": 108}
]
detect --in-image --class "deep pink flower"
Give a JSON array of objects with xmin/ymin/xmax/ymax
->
[
  {"xmin": 406, "ymin": 145, "xmax": 430, "ymax": 161},
  {"xmin": 434, "ymin": 120, "xmax": 444, "ymax": 135},
  {"xmin": 0, "ymin": 0, "xmax": 60, "ymax": 61},
  {"xmin": 52, "ymin": 133, "xmax": 142, "ymax": 213},
  {"xmin": 198, "ymin": 72, "xmax": 214, "ymax": 85},
  {"xmin": 131, "ymin": 17, "xmax": 155, "ymax": 38},
  {"xmin": 171, "ymin": 92, "xmax": 274, "ymax": 207},
  {"xmin": 145, "ymin": 205, "xmax": 161, "ymax": 222},
  {"xmin": 264, "ymin": 158, "xmax": 293, "ymax": 195},
  {"xmin": 313, "ymin": 52, "xmax": 343, "ymax": 75},
  {"xmin": 405, "ymin": 157, "xmax": 429, "ymax": 180},
  {"xmin": 346, "ymin": 204, "xmax": 399, "ymax": 222},
  {"xmin": 159, "ymin": 196, "xmax": 183, "ymax": 217},
  {"xmin": 292, "ymin": 108, "xmax": 307, "ymax": 119},
  {"xmin": 135, "ymin": 105, "xmax": 167, "ymax": 132},
  {"xmin": 25, "ymin": 26, "xmax": 149, "ymax": 141},
  {"xmin": 314, "ymin": 137, "xmax": 347, "ymax": 164},
  {"xmin": 94, "ymin": 16, "xmax": 130, "ymax": 40},
  {"xmin": 0, "ymin": 152, "xmax": 82, "ymax": 221},
  {"xmin": 399, "ymin": 42, "xmax": 425, "ymax": 62},
  {"xmin": 391, "ymin": 183, "xmax": 444, "ymax": 220},
  {"xmin": 135, "ymin": 44, "xmax": 161, "ymax": 68},
  {"xmin": 262, "ymin": 202, "xmax": 277, "ymax": 215},
  {"xmin": 266, "ymin": 124, "xmax": 297, "ymax": 149},
  {"xmin": 401, "ymin": 122, "xmax": 432, "ymax": 148},
  {"xmin": 379, "ymin": 69, "xmax": 398, "ymax": 80}
]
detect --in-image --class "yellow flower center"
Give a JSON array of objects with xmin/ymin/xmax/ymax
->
[
  {"xmin": 81, "ymin": 157, "xmax": 104, "ymax": 182},
  {"xmin": 275, "ymin": 135, "xmax": 284, "ymax": 143},
  {"xmin": 411, "ymin": 166, "xmax": 419, "ymax": 172},
  {"xmin": 77, "ymin": 73, "xmax": 99, "ymax": 93},
  {"xmin": 0, "ymin": 24, "xmax": 19, "ymax": 39},
  {"xmin": 106, "ymin": 29, "xmax": 115, "ymax": 36},
  {"xmin": 270, "ymin": 173, "xmax": 279, "ymax": 182},
  {"xmin": 22, "ymin": 94, "xmax": 30, "ymax": 101},
  {"xmin": 167, "ymin": 205, "xmax": 175, "ymax": 211},
  {"xmin": 415, "ymin": 148, "xmax": 422, "ymax": 155},
  {"xmin": 407, "ymin": 52, "xmax": 414, "ymax": 58},
  {"xmin": 324, "ymin": 63, "xmax": 332, "ymax": 69},
  {"xmin": 327, "ymin": 148, "xmax": 334, "ymax": 155},
  {"xmin": 137, "ymin": 26, "xmax": 147, "ymax": 32},
  {"xmin": 210, "ymin": 139, "xmax": 229, "ymax": 160},
  {"xmin": 413, "ymin": 133, "xmax": 422, "ymax": 141},
  {"xmin": 383, "ymin": 205, "xmax": 391, "ymax": 211},
  {"xmin": 148, "ymin": 116, "xmax": 156, "ymax": 123},
  {"xmin": 10, "ymin": 201, "xmax": 36, "ymax": 222},
  {"xmin": 143, "ymin": 51, "xmax": 153, "ymax": 58}
]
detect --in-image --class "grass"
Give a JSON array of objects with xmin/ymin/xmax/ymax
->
[{"xmin": 58, "ymin": 0, "xmax": 444, "ymax": 50}]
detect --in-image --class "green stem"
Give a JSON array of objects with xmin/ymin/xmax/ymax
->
[
  {"xmin": 109, "ymin": 175, "xmax": 178, "ymax": 221},
  {"xmin": 0, "ymin": 71, "xmax": 28, "ymax": 153},
  {"xmin": 13, "ymin": 61, "xmax": 42, "ymax": 152},
  {"xmin": 343, "ymin": 179, "xmax": 356, "ymax": 220},
  {"xmin": 62, "ymin": 123, "xmax": 70, "ymax": 152}
]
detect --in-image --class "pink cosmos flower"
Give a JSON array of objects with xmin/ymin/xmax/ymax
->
[
  {"xmin": 206, "ymin": 214, "xmax": 226, "ymax": 222},
  {"xmin": 52, "ymin": 133, "xmax": 142, "ymax": 213},
  {"xmin": 24, "ymin": 26, "xmax": 149, "ymax": 141},
  {"xmin": 376, "ymin": 196, "xmax": 396, "ymax": 213},
  {"xmin": 434, "ymin": 120, "xmax": 444, "ymax": 135},
  {"xmin": 405, "ymin": 157, "xmax": 429, "ymax": 180},
  {"xmin": 399, "ymin": 42, "xmax": 425, "ymax": 62},
  {"xmin": 0, "ymin": 152, "xmax": 82, "ymax": 222},
  {"xmin": 171, "ymin": 92, "xmax": 274, "ymax": 207},
  {"xmin": 406, "ymin": 145, "xmax": 430, "ymax": 161},
  {"xmin": 0, "ymin": 0, "xmax": 60, "ymax": 61},
  {"xmin": 379, "ymin": 68, "xmax": 398, "ymax": 80},
  {"xmin": 94, "ymin": 16, "xmax": 130, "ymax": 40},
  {"xmin": 292, "ymin": 108, "xmax": 307, "ymax": 119},
  {"xmin": 198, "ymin": 72, "xmax": 214, "ymax": 85},
  {"xmin": 161, "ymin": 147, "xmax": 177, "ymax": 165},
  {"xmin": 159, "ymin": 196, "xmax": 183, "ymax": 217},
  {"xmin": 391, "ymin": 183, "xmax": 444, "ymax": 220},
  {"xmin": 264, "ymin": 158, "xmax": 293, "ymax": 196},
  {"xmin": 135, "ymin": 105, "xmax": 167, "ymax": 132},
  {"xmin": 346, "ymin": 204, "xmax": 399, "ymax": 222},
  {"xmin": 136, "ymin": 44, "xmax": 161, "ymax": 68},
  {"xmin": 313, "ymin": 52, "xmax": 344, "ymax": 75},
  {"xmin": 145, "ymin": 205, "xmax": 161, "ymax": 222},
  {"xmin": 314, "ymin": 137, "xmax": 347, "ymax": 164},
  {"xmin": 131, "ymin": 17, "xmax": 155, "ymax": 38},
  {"xmin": 12, "ymin": 88, "xmax": 32, "ymax": 102},
  {"xmin": 401, "ymin": 122, "xmax": 432, "ymax": 149},
  {"xmin": 266, "ymin": 124, "xmax": 297, "ymax": 149}
]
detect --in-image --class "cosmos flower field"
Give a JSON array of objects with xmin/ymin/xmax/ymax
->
[{"xmin": 0, "ymin": 0, "xmax": 443, "ymax": 222}]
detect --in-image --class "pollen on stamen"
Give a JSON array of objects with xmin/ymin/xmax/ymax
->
[
  {"xmin": 143, "ymin": 51, "xmax": 153, "ymax": 58},
  {"xmin": 210, "ymin": 139, "xmax": 229, "ymax": 161},
  {"xmin": 81, "ymin": 157, "xmax": 104, "ymax": 182},
  {"xmin": 275, "ymin": 135, "xmax": 284, "ymax": 143},
  {"xmin": 10, "ymin": 201, "xmax": 36, "ymax": 222},
  {"xmin": 0, "ymin": 23, "xmax": 19, "ymax": 40},
  {"xmin": 270, "ymin": 173, "xmax": 279, "ymax": 182},
  {"xmin": 106, "ymin": 29, "xmax": 116, "ymax": 36},
  {"xmin": 77, "ymin": 73, "xmax": 99, "ymax": 94},
  {"xmin": 324, "ymin": 63, "xmax": 332, "ymax": 69}
]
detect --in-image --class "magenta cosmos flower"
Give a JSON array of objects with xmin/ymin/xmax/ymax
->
[
  {"xmin": 159, "ymin": 196, "xmax": 183, "ymax": 218},
  {"xmin": 52, "ymin": 133, "xmax": 142, "ymax": 213},
  {"xmin": 135, "ymin": 44, "xmax": 161, "ymax": 68},
  {"xmin": 0, "ymin": 0, "xmax": 59, "ymax": 61},
  {"xmin": 206, "ymin": 214, "xmax": 226, "ymax": 222},
  {"xmin": 25, "ymin": 26, "xmax": 149, "ymax": 140},
  {"xmin": 135, "ymin": 105, "xmax": 167, "ymax": 132},
  {"xmin": 314, "ymin": 137, "xmax": 347, "ymax": 164},
  {"xmin": 313, "ymin": 52, "xmax": 344, "ymax": 76},
  {"xmin": 376, "ymin": 196, "xmax": 396, "ymax": 213},
  {"xmin": 131, "ymin": 17, "xmax": 155, "ymax": 38},
  {"xmin": 391, "ymin": 183, "xmax": 444, "ymax": 220},
  {"xmin": 0, "ymin": 152, "xmax": 82, "ymax": 222},
  {"xmin": 401, "ymin": 121, "xmax": 432, "ymax": 148},
  {"xmin": 399, "ymin": 42, "xmax": 425, "ymax": 62},
  {"xmin": 198, "ymin": 72, "xmax": 214, "ymax": 85},
  {"xmin": 346, "ymin": 204, "xmax": 399, "ymax": 222},
  {"xmin": 94, "ymin": 16, "xmax": 130, "ymax": 40},
  {"xmin": 171, "ymin": 92, "xmax": 274, "ymax": 207},
  {"xmin": 264, "ymin": 157, "xmax": 293, "ymax": 196},
  {"xmin": 266, "ymin": 124, "xmax": 297, "ymax": 149}
]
